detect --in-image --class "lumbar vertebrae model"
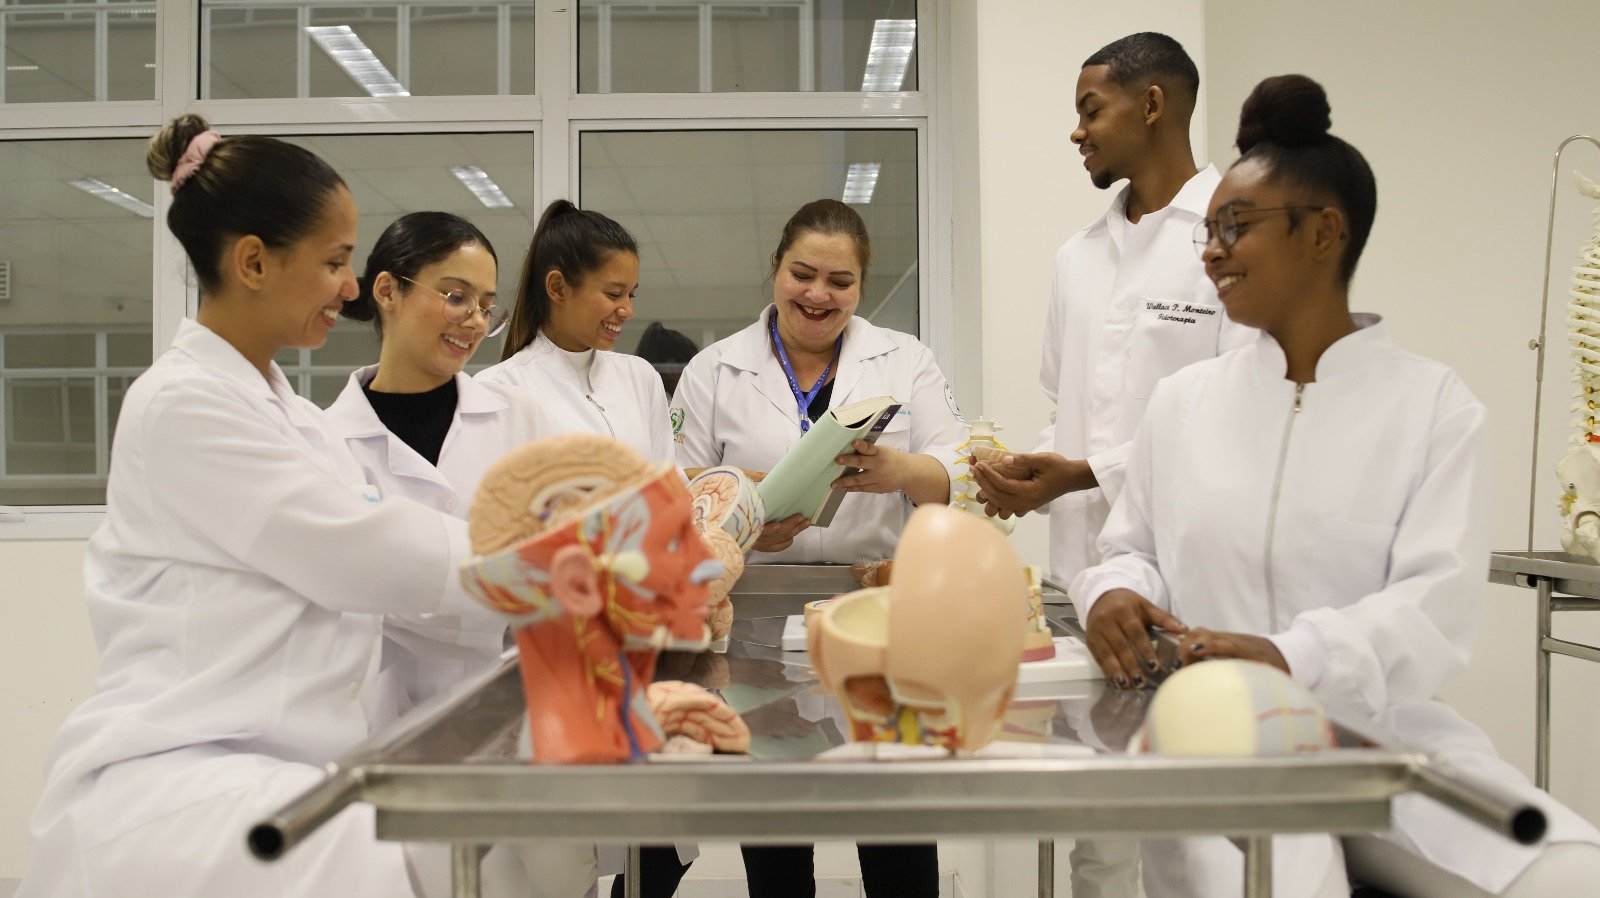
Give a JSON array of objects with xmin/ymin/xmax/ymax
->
[
  {"xmin": 951, "ymin": 417, "xmax": 1016, "ymax": 536},
  {"xmin": 1559, "ymin": 171, "xmax": 1600, "ymax": 561}
]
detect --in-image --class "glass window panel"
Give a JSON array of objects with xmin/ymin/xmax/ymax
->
[
  {"xmin": 106, "ymin": 331, "xmax": 153, "ymax": 368},
  {"xmin": 0, "ymin": 138, "xmax": 154, "ymax": 506},
  {"xmin": 579, "ymin": 129, "xmax": 919, "ymax": 371},
  {"xmin": 106, "ymin": 7, "xmax": 158, "ymax": 101},
  {"xmin": 3, "ymin": 9, "xmax": 96, "ymax": 102},
  {"xmin": 710, "ymin": 5, "xmax": 800, "ymax": 93},
  {"xmin": 578, "ymin": 0, "xmax": 916, "ymax": 94},
  {"xmin": 1, "ymin": 1, "xmax": 156, "ymax": 103},
  {"xmin": 205, "ymin": 7, "xmax": 299, "ymax": 100},
  {"xmin": 201, "ymin": 0, "xmax": 530, "ymax": 99},
  {"xmin": 4, "ymin": 378, "xmax": 97, "ymax": 476},
  {"xmin": 5, "ymin": 333, "xmax": 95, "ymax": 369},
  {"xmin": 261, "ymin": 132, "xmax": 533, "ymax": 397},
  {"xmin": 307, "ymin": 7, "xmax": 399, "ymax": 98}
]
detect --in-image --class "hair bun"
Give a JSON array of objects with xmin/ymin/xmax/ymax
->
[
  {"xmin": 1235, "ymin": 74, "xmax": 1331, "ymax": 154},
  {"xmin": 146, "ymin": 113, "xmax": 213, "ymax": 181}
]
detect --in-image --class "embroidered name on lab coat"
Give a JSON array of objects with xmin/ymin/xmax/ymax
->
[{"xmin": 1145, "ymin": 300, "xmax": 1218, "ymax": 325}]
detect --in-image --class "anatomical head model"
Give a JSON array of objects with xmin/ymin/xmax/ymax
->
[
  {"xmin": 461, "ymin": 434, "xmax": 745, "ymax": 763},
  {"xmin": 686, "ymin": 466, "xmax": 765, "ymax": 648},
  {"xmin": 1136, "ymin": 659, "xmax": 1335, "ymax": 757},
  {"xmin": 810, "ymin": 504, "xmax": 1029, "ymax": 753},
  {"xmin": 1561, "ymin": 171, "xmax": 1600, "ymax": 561}
]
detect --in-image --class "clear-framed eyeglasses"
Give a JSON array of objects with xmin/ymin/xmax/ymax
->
[
  {"xmin": 397, "ymin": 275, "xmax": 509, "ymax": 337},
  {"xmin": 1192, "ymin": 205, "xmax": 1323, "ymax": 258}
]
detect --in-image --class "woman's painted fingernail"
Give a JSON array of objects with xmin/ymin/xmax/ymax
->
[
  {"xmin": 1146, "ymin": 658, "xmax": 1159, "ymax": 671},
  {"xmin": 1131, "ymin": 676, "xmax": 1145, "ymax": 688},
  {"xmin": 1115, "ymin": 676, "xmax": 1128, "ymax": 688},
  {"xmin": 1189, "ymin": 643, "xmax": 1205, "ymax": 653}
]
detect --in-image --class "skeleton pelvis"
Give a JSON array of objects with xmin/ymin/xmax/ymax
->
[{"xmin": 1558, "ymin": 443, "xmax": 1600, "ymax": 561}]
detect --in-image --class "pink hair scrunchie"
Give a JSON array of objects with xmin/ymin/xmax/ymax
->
[{"xmin": 170, "ymin": 130, "xmax": 222, "ymax": 196}]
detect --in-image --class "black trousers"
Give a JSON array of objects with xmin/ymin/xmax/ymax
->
[
  {"xmin": 740, "ymin": 842, "xmax": 939, "ymax": 898},
  {"xmin": 608, "ymin": 845, "xmax": 693, "ymax": 898}
]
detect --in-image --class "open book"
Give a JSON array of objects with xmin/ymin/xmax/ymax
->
[{"xmin": 757, "ymin": 395, "xmax": 902, "ymax": 528}]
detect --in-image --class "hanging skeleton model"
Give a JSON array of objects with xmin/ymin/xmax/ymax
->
[{"xmin": 1558, "ymin": 171, "xmax": 1600, "ymax": 560}]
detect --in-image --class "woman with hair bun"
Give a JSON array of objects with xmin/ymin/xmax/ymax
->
[
  {"xmin": 476, "ymin": 199, "xmax": 674, "ymax": 466},
  {"xmin": 17, "ymin": 118, "xmax": 526, "ymax": 897},
  {"xmin": 1075, "ymin": 76, "xmax": 1600, "ymax": 897}
]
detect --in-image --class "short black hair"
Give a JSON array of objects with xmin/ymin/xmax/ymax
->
[
  {"xmin": 1083, "ymin": 32, "xmax": 1200, "ymax": 107},
  {"xmin": 1234, "ymin": 74, "xmax": 1377, "ymax": 285}
]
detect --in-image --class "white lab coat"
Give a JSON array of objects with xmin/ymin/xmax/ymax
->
[
  {"xmin": 19, "ymin": 319, "xmax": 503, "ymax": 898},
  {"xmin": 326, "ymin": 365, "xmax": 551, "ymax": 722},
  {"xmin": 476, "ymin": 331, "xmax": 675, "ymax": 464},
  {"xmin": 1036, "ymin": 165, "xmax": 1255, "ymax": 585},
  {"xmin": 670, "ymin": 306, "xmax": 968, "ymax": 563},
  {"xmin": 1073, "ymin": 317, "xmax": 1600, "ymax": 896},
  {"xmin": 473, "ymin": 334, "xmax": 694, "ymax": 876}
]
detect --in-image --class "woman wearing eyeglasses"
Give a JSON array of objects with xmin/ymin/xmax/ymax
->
[
  {"xmin": 1067, "ymin": 75, "xmax": 1600, "ymax": 897},
  {"xmin": 329, "ymin": 211, "xmax": 545, "ymax": 722},
  {"xmin": 476, "ymin": 199, "xmax": 674, "ymax": 466}
]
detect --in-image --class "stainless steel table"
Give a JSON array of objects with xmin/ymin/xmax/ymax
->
[
  {"xmin": 1488, "ymin": 550, "xmax": 1600, "ymax": 788},
  {"xmin": 253, "ymin": 564, "xmax": 1543, "ymax": 898}
]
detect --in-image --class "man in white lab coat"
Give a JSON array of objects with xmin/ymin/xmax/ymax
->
[{"xmin": 971, "ymin": 32, "xmax": 1250, "ymax": 898}]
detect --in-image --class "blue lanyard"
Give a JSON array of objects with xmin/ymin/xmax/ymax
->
[{"xmin": 769, "ymin": 310, "xmax": 841, "ymax": 433}]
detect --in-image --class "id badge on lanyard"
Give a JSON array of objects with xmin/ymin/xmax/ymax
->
[{"xmin": 770, "ymin": 311, "xmax": 841, "ymax": 433}]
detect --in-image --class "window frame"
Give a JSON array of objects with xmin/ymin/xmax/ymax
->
[{"xmin": 0, "ymin": 0, "xmax": 953, "ymax": 537}]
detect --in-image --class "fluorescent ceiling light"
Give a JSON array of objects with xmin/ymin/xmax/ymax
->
[
  {"xmin": 451, "ymin": 165, "xmax": 514, "ymax": 209},
  {"xmin": 842, "ymin": 162, "xmax": 881, "ymax": 204},
  {"xmin": 861, "ymin": 19, "xmax": 915, "ymax": 91},
  {"xmin": 306, "ymin": 25, "xmax": 409, "ymax": 97},
  {"xmin": 69, "ymin": 178, "xmax": 154, "ymax": 218},
  {"xmin": 6, "ymin": 65, "xmax": 40, "ymax": 72}
]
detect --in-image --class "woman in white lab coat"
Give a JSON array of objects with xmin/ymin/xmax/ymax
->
[
  {"xmin": 19, "ymin": 116, "xmax": 511, "ymax": 898},
  {"xmin": 475, "ymin": 200, "xmax": 690, "ymax": 898},
  {"xmin": 476, "ymin": 200, "xmax": 674, "ymax": 464},
  {"xmin": 670, "ymin": 199, "xmax": 964, "ymax": 898},
  {"xmin": 326, "ymin": 211, "xmax": 543, "ymax": 720},
  {"xmin": 1067, "ymin": 76, "xmax": 1600, "ymax": 897},
  {"xmin": 671, "ymin": 198, "xmax": 967, "ymax": 564}
]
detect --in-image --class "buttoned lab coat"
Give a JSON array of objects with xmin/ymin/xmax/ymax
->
[
  {"xmin": 1037, "ymin": 165, "xmax": 1255, "ymax": 585},
  {"xmin": 671, "ymin": 307, "xmax": 968, "ymax": 564},
  {"xmin": 476, "ymin": 331, "xmax": 676, "ymax": 464},
  {"xmin": 1073, "ymin": 319, "xmax": 1600, "ymax": 896},
  {"xmin": 327, "ymin": 366, "xmax": 552, "ymax": 723},
  {"xmin": 20, "ymin": 320, "xmax": 501, "ymax": 898}
]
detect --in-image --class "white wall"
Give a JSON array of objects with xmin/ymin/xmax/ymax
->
[
  {"xmin": 0, "ymin": 539, "xmax": 96, "ymax": 877},
  {"xmin": 1204, "ymin": 0, "xmax": 1600, "ymax": 826}
]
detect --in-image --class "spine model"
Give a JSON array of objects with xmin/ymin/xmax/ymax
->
[
  {"xmin": 1559, "ymin": 171, "xmax": 1600, "ymax": 560},
  {"xmin": 951, "ymin": 417, "xmax": 1015, "ymax": 536}
]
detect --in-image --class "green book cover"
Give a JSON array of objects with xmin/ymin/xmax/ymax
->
[{"xmin": 757, "ymin": 395, "xmax": 902, "ymax": 527}]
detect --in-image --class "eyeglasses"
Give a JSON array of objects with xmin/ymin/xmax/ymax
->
[
  {"xmin": 1192, "ymin": 205, "xmax": 1324, "ymax": 257},
  {"xmin": 397, "ymin": 275, "xmax": 509, "ymax": 337}
]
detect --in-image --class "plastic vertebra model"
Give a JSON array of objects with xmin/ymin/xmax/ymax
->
[
  {"xmin": 1559, "ymin": 171, "xmax": 1600, "ymax": 560},
  {"xmin": 950, "ymin": 416, "xmax": 1016, "ymax": 536}
]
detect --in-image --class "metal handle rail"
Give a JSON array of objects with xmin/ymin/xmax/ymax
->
[
  {"xmin": 1408, "ymin": 760, "xmax": 1545, "ymax": 845},
  {"xmin": 248, "ymin": 652, "xmax": 522, "ymax": 861}
]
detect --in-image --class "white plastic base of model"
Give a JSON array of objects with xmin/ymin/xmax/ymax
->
[{"xmin": 1015, "ymin": 636, "xmax": 1104, "ymax": 683}]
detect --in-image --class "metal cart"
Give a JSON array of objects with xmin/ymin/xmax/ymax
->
[
  {"xmin": 1488, "ymin": 551, "xmax": 1600, "ymax": 789},
  {"xmin": 252, "ymin": 565, "xmax": 1543, "ymax": 898}
]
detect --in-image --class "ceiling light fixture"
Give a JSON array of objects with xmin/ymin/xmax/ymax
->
[
  {"xmin": 69, "ymin": 178, "xmax": 155, "ymax": 218},
  {"xmin": 861, "ymin": 19, "xmax": 915, "ymax": 91},
  {"xmin": 842, "ymin": 162, "xmax": 881, "ymax": 204},
  {"xmin": 306, "ymin": 25, "xmax": 409, "ymax": 97},
  {"xmin": 6, "ymin": 65, "xmax": 40, "ymax": 72},
  {"xmin": 451, "ymin": 165, "xmax": 514, "ymax": 209}
]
